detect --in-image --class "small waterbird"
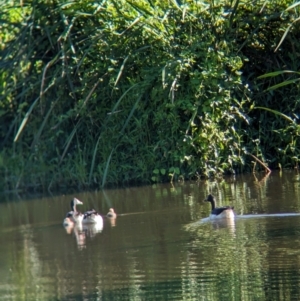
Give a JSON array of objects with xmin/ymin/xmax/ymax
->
[{"xmin": 106, "ymin": 208, "xmax": 117, "ymax": 218}]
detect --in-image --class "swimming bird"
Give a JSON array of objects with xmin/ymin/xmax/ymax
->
[
  {"xmin": 63, "ymin": 197, "xmax": 84, "ymax": 224},
  {"xmin": 204, "ymin": 194, "xmax": 235, "ymax": 219},
  {"xmin": 82, "ymin": 209, "xmax": 103, "ymax": 225},
  {"xmin": 106, "ymin": 208, "xmax": 117, "ymax": 218},
  {"xmin": 63, "ymin": 217, "xmax": 74, "ymax": 227}
]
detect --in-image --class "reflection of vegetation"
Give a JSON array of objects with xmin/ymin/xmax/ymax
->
[
  {"xmin": 184, "ymin": 217, "xmax": 267, "ymax": 299},
  {"xmin": 5, "ymin": 225, "xmax": 43, "ymax": 301},
  {"xmin": 1, "ymin": 1, "xmax": 300, "ymax": 191},
  {"xmin": 2, "ymin": 172, "xmax": 300, "ymax": 299}
]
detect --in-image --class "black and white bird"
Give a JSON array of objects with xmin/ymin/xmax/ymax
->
[
  {"xmin": 204, "ymin": 194, "xmax": 235, "ymax": 219},
  {"xmin": 63, "ymin": 197, "xmax": 84, "ymax": 226},
  {"xmin": 82, "ymin": 209, "xmax": 103, "ymax": 226}
]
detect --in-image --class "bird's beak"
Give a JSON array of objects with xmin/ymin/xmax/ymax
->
[{"xmin": 74, "ymin": 198, "xmax": 83, "ymax": 205}]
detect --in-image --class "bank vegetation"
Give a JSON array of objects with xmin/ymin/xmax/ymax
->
[{"xmin": 1, "ymin": 0, "xmax": 300, "ymax": 191}]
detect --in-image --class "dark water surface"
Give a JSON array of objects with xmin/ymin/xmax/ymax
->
[{"xmin": 1, "ymin": 171, "xmax": 300, "ymax": 300}]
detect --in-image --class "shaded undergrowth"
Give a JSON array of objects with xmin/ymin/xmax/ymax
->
[{"xmin": 0, "ymin": 0, "xmax": 300, "ymax": 192}]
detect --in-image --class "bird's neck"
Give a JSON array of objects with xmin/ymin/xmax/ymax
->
[{"xmin": 210, "ymin": 200, "xmax": 216, "ymax": 210}]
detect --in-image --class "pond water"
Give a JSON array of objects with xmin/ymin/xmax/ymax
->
[{"xmin": 1, "ymin": 170, "xmax": 300, "ymax": 300}]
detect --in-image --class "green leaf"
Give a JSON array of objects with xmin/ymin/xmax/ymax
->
[
  {"xmin": 265, "ymin": 79, "xmax": 300, "ymax": 91},
  {"xmin": 257, "ymin": 70, "xmax": 300, "ymax": 79},
  {"xmin": 153, "ymin": 169, "xmax": 159, "ymax": 175},
  {"xmin": 160, "ymin": 168, "xmax": 166, "ymax": 175},
  {"xmin": 254, "ymin": 107, "xmax": 295, "ymax": 124}
]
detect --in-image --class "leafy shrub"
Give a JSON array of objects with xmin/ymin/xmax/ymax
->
[{"xmin": 0, "ymin": 0, "xmax": 299, "ymax": 191}]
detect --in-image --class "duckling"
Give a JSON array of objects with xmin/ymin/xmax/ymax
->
[
  {"xmin": 64, "ymin": 197, "xmax": 84, "ymax": 224},
  {"xmin": 106, "ymin": 208, "xmax": 117, "ymax": 218},
  {"xmin": 63, "ymin": 217, "xmax": 74, "ymax": 227},
  {"xmin": 82, "ymin": 209, "xmax": 103, "ymax": 225},
  {"xmin": 63, "ymin": 217, "xmax": 83, "ymax": 234},
  {"xmin": 204, "ymin": 194, "xmax": 235, "ymax": 219}
]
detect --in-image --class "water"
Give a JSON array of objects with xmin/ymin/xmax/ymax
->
[{"xmin": 1, "ymin": 170, "xmax": 300, "ymax": 300}]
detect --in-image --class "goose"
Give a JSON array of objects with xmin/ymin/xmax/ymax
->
[
  {"xmin": 106, "ymin": 208, "xmax": 117, "ymax": 218},
  {"xmin": 82, "ymin": 209, "xmax": 103, "ymax": 225},
  {"xmin": 204, "ymin": 194, "xmax": 235, "ymax": 219},
  {"xmin": 63, "ymin": 197, "xmax": 84, "ymax": 225}
]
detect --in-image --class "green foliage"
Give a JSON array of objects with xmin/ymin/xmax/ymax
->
[{"xmin": 0, "ymin": 0, "xmax": 299, "ymax": 191}]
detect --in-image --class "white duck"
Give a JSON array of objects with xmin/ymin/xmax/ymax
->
[{"xmin": 63, "ymin": 197, "xmax": 84, "ymax": 225}]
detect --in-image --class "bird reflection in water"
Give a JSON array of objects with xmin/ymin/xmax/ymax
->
[
  {"xmin": 210, "ymin": 217, "xmax": 236, "ymax": 235},
  {"xmin": 63, "ymin": 222, "xmax": 103, "ymax": 249},
  {"xmin": 187, "ymin": 217, "xmax": 236, "ymax": 237},
  {"xmin": 83, "ymin": 223, "xmax": 103, "ymax": 238}
]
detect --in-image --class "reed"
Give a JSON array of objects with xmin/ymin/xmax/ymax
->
[{"xmin": 0, "ymin": 0, "xmax": 299, "ymax": 191}]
